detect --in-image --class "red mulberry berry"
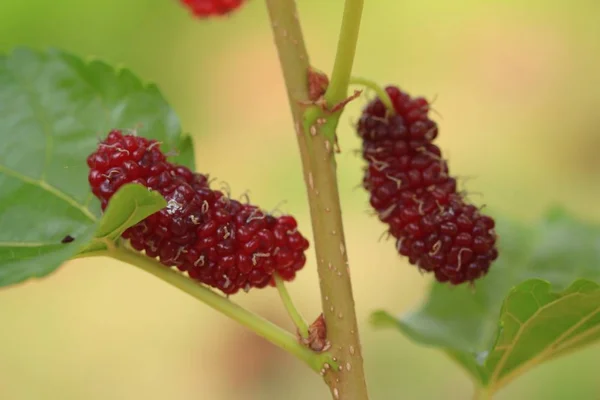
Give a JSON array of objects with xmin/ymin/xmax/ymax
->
[
  {"xmin": 87, "ymin": 130, "xmax": 309, "ymax": 294},
  {"xmin": 180, "ymin": 0, "xmax": 245, "ymax": 17},
  {"xmin": 357, "ymin": 86, "xmax": 498, "ymax": 284}
]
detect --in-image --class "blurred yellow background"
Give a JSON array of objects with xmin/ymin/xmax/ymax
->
[{"xmin": 1, "ymin": 0, "xmax": 599, "ymax": 399}]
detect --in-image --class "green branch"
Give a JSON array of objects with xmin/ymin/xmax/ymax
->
[
  {"xmin": 324, "ymin": 0, "xmax": 365, "ymax": 106},
  {"xmin": 303, "ymin": 0, "xmax": 365, "ymax": 143},
  {"xmin": 81, "ymin": 247, "xmax": 332, "ymax": 373}
]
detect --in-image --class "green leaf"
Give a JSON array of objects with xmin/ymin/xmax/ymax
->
[
  {"xmin": 371, "ymin": 209, "xmax": 600, "ymax": 392},
  {"xmin": 171, "ymin": 133, "xmax": 195, "ymax": 171},
  {"xmin": 486, "ymin": 279, "xmax": 599, "ymax": 389},
  {"xmin": 0, "ymin": 224, "xmax": 98, "ymax": 287},
  {"xmin": 95, "ymin": 184, "xmax": 167, "ymax": 241},
  {"xmin": 0, "ymin": 184, "xmax": 165, "ymax": 286},
  {"xmin": 79, "ymin": 183, "xmax": 167, "ymax": 255},
  {"xmin": 0, "ymin": 47, "xmax": 193, "ymax": 287}
]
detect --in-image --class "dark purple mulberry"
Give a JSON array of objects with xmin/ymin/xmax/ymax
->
[
  {"xmin": 87, "ymin": 130, "xmax": 309, "ymax": 294},
  {"xmin": 357, "ymin": 86, "xmax": 498, "ymax": 284},
  {"xmin": 180, "ymin": 0, "xmax": 245, "ymax": 18}
]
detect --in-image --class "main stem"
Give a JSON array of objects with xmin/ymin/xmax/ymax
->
[{"xmin": 265, "ymin": 1, "xmax": 369, "ymax": 399}]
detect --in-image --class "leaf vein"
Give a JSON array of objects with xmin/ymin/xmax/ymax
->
[
  {"xmin": 490, "ymin": 296, "xmax": 599, "ymax": 389},
  {"xmin": 0, "ymin": 241, "xmax": 60, "ymax": 248},
  {"xmin": 548, "ymin": 324, "xmax": 600, "ymax": 356},
  {"xmin": 0, "ymin": 164, "xmax": 97, "ymax": 222}
]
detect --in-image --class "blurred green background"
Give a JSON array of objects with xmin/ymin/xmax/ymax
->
[{"xmin": 1, "ymin": 0, "xmax": 600, "ymax": 399}]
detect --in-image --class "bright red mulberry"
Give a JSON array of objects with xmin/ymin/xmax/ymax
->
[
  {"xmin": 357, "ymin": 86, "xmax": 498, "ymax": 284},
  {"xmin": 87, "ymin": 130, "xmax": 309, "ymax": 294},
  {"xmin": 179, "ymin": 0, "xmax": 245, "ymax": 17}
]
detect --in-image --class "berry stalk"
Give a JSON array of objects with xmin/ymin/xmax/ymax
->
[
  {"xmin": 265, "ymin": 0, "xmax": 370, "ymax": 399},
  {"xmin": 349, "ymin": 77, "xmax": 395, "ymax": 113},
  {"xmin": 79, "ymin": 246, "xmax": 333, "ymax": 373},
  {"xmin": 274, "ymin": 274, "xmax": 310, "ymax": 339}
]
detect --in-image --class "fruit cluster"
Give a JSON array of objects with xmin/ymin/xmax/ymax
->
[
  {"xmin": 357, "ymin": 86, "xmax": 498, "ymax": 284},
  {"xmin": 88, "ymin": 130, "xmax": 308, "ymax": 294}
]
